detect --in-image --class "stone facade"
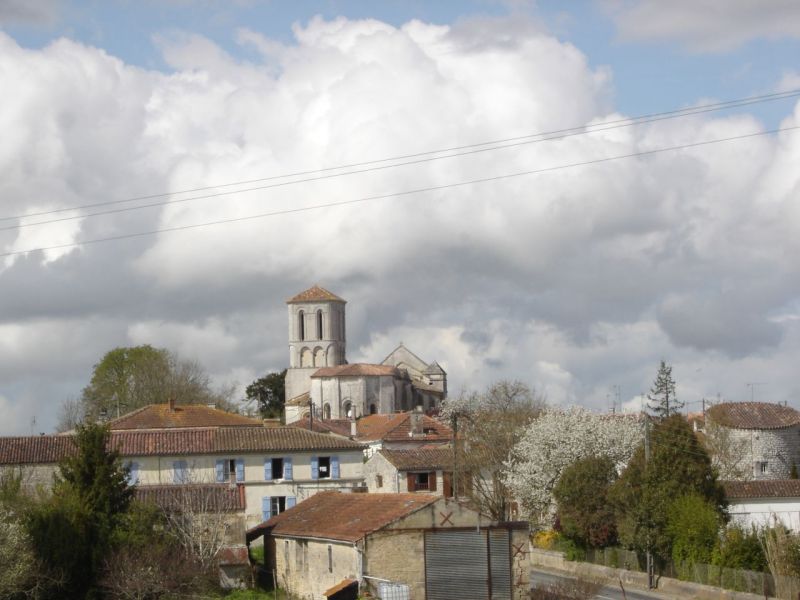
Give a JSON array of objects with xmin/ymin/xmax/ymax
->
[
  {"xmin": 727, "ymin": 426, "xmax": 800, "ymax": 480},
  {"xmin": 364, "ymin": 451, "xmax": 450, "ymax": 496},
  {"xmin": 271, "ymin": 537, "xmax": 358, "ymax": 599}
]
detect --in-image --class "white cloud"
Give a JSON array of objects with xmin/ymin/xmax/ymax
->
[
  {"xmin": 0, "ymin": 16, "xmax": 799, "ymax": 434},
  {"xmin": 604, "ymin": 0, "xmax": 800, "ymax": 52}
]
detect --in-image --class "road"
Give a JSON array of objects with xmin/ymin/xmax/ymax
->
[{"xmin": 531, "ymin": 569, "xmax": 673, "ymax": 600}]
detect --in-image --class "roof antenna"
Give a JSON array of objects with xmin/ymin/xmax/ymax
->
[{"xmin": 745, "ymin": 382, "xmax": 767, "ymax": 402}]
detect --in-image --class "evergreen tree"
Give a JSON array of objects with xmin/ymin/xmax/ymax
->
[
  {"xmin": 647, "ymin": 360, "xmax": 681, "ymax": 418},
  {"xmin": 246, "ymin": 369, "xmax": 287, "ymax": 418},
  {"xmin": 609, "ymin": 414, "xmax": 726, "ymax": 567}
]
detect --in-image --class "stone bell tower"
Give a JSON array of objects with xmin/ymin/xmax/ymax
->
[{"xmin": 284, "ymin": 285, "xmax": 347, "ymax": 403}]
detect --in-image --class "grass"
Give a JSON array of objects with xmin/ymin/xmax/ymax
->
[{"xmin": 219, "ymin": 589, "xmax": 280, "ymax": 600}]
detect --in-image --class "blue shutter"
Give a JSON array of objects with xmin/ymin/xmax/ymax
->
[
  {"xmin": 129, "ymin": 462, "xmax": 139, "ymax": 485},
  {"xmin": 287, "ymin": 496, "xmax": 296, "ymax": 509},
  {"xmin": 284, "ymin": 457, "xmax": 293, "ymax": 481},
  {"xmin": 311, "ymin": 456, "xmax": 319, "ymax": 480},
  {"xmin": 235, "ymin": 458, "xmax": 245, "ymax": 482},
  {"xmin": 262, "ymin": 496, "xmax": 271, "ymax": 522},
  {"xmin": 264, "ymin": 458, "xmax": 272, "ymax": 481},
  {"xmin": 215, "ymin": 460, "xmax": 225, "ymax": 483},
  {"xmin": 173, "ymin": 460, "xmax": 186, "ymax": 484},
  {"xmin": 331, "ymin": 455, "xmax": 340, "ymax": 479}
]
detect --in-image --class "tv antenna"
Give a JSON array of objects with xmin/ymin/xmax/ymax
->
[{"xmin": 745, "ymin": 382, "xmax": 767, "ymax": 402}]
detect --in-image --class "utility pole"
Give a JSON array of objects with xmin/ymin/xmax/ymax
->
[
  {"xmin": 452, "ymin": 412, "xmax": 459, "ymax": 500},
  {"xmin": 644, "ymin": 414, "xmax": 654, "ymax": 589}
]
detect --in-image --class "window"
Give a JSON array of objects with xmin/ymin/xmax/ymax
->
[
  {"xmin": 343, "ymin": 402, "xmax": 352, "ymax": 419},
  {"xmin": 262, "ymin": 495, "xmax": 296, "ymax": 520},
  {"xmin": 126, "ymin": 461, "xmax": 139, "ymax": 486},
  {"xmin": 318, "ymin": 456, "xmax": 331, "ymax": 479},
  {"xmin": 317, "ymin": 310, "xmax": 324, "ymax": 340},
  {"xmin": 323, "ymin": 403, "xmax": 331, "ymax": 420},
  {"xmin": 407, "ymin": 471, "xmax": 438, "ymax": 492},
  {"xmin": 298, "ymin": 310, "xmax": 305, "ymax": 341},
  {"xmin": 415, "ymin": 472, "xmax": 430, "ymax": 490},
  {"xmin": 312, "ymin": 455, "xmax": 339, "ymax": 480},
  {"xmin": 328, "ymin": 544, "xmax": 333, "ymax": 572},
  {"xmin": 265, "ymin": 457, "xmax": 292, "ymax": 481},
  {"xmin": 376, "ymin": 474, "xmax": 383, "ymax": 488},
  {"xmin": 173, "ymin": 460, "xmax": 188, "ymax": 484},
  {"xmin": 216, "ymin": 458, "xmax": 244, "ymax": 483},
  {"xmin": 369, "ymin": 403, "xmax": 377, "ymax": 415},
  {"xmin": 756, "ymin": 461, "xmax": 768, "ymax": 474}
]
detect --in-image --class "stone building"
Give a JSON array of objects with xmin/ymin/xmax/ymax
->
[
  {"xmin": 283, "ymin": 286, "xmax": 447, "ymax": 424},
  {"xmin": 364, "ymin": 447, "xmax": 454, "ymax": 496},
  {"xmin": 247, "ymin": 491, "xmax": 529, "ymax": 600},
  {"xmin": 705, "ymin": 402, "xmax": 800, "ymax": 480}
]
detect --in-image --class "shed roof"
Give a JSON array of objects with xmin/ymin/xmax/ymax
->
[
  {"xmin": 356, "ymin": 412, "xmax": 453, "ymax": 443},
  {"xmin": 0, "ymin": 426, "xmax": 364, "ymax": 465},
  {"xmin": 724, "ymin": 479, "xmax": 800, "ymax": 500},
  {"xmin": 249, "ymin": 491, "xmax": 438, "ymax": 543},
  {"xmin": 706, "ymin": 402, "xmax": 800, "ymax": 430},
  {"xmin": 379, "ymin": 447, "xmax": 453, "ymax": 470},
  {"xmin": 287, "ymin": 285, "xmax": 345, "ymax": 304},
  {"xmin": 108, "ymin": 403, "xmax": 263, "ymax": 430},
  {"xmin": 311, "ymin": 363, "xmax": 403, "ymax": 378}
]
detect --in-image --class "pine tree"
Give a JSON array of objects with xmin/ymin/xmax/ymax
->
[{"xmin": 647, "ymin": 360, "xmax": 681, "ymax": 418}]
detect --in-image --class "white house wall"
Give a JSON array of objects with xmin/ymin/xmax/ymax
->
[{"xmin": 729, "ymin": 498, "xmax": 800, "ymax": 531}]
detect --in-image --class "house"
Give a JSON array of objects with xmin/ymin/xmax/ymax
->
[
  {"xmin": 705, "ymin": 402, "xmax": 800, "ymax": 480},
  {"xmin": 365, "ymin": 447, "xmax": 454, "ymax": 496},
  {"xmin": 724, "ymin": 480, "xmax": 800, "ymax": 531},
  {"xmin": 283, "ymin": 286, "xmax": 447, "ymax": 423},
  {"xmin": 290, "ymin": 408, "xmax": 453, "ymax": 456},
  {"xmin": 106, "ymin": 401, "xmax": 266, "ymax": 430},
  {"xmin": 0, "ymin": 423, "xmax": 366, "ymax": 529},
  {"xmin": 246, "ymin": 491, "xmax": 530, "ymax": 600}
]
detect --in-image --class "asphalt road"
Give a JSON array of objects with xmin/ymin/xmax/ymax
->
[{"xmin": 531, "ymin": 569, "xmax": 673, "ymax": 600}]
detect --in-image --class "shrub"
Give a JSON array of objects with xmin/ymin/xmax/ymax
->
[
  {"xmin": 667, "ymin": 493, "xmax": 721, "ymax": 569},
  {"xmin": 712, "ymin": 525, "xmax": 767, "ymax": 572},
  {"xmin": 533, "ymin": 530, "xmax": 560, "ymax": 550}
]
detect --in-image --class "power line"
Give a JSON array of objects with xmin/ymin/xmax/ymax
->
[
  {"xmin": 2, "ymin": 123, "xmax": 797, "ymax": 259},
  {"xmin": 1, "ymin": 88, "xmax": 798, "ymax": 227}
]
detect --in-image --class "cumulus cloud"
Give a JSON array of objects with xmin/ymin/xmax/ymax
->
[
  {"xmin": 603, "ymin": 0, "xmax": 800, "ymax": 52},
  {"xmin": 0, "ymin": 16, "xmax": 799, "ymax": 434}
]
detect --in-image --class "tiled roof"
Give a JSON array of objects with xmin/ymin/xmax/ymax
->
[
  {"xmin": 706, "ymin": 402, "xmax": 800, "ymax": 430},
  {"xmin": 379, "ymin": 447, "xmax": 453, "ymax": 470},
  {"xmin": 108, "ymin": 404, "xmax": 263, "ymax": 430},
  {"xmin": 724, "ymin": 480, "xmax": 800, "ymax": 500},
  {"xmin": 250, "ymin": 491, "xmax": 438, "ymax": 543},
  {"xmin": 217, "ymin": 546, "xmax": 251, "ymax": 566},
  {"xmin": 135, "ymin": 484, "xmax": 246, "ymax": 512},
  {"xmin": 312, "ymin": 363, "xmax": 403, "ymax": 378},
  {"xmin": 291, "ymin": 418, "xmax": 353, "ymax": 438},
  {"xmin": 0, "ymin": 427, "xmax": 364, "ymax": 464},
  {"xmin": 287, "ymin": 285, "xmax": 345, "ymax": 304},
  {"xmin": 356, "ymin": 412, "xmax": 454, "ymax": 443}
]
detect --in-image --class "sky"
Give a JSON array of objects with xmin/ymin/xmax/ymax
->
[{"xmin": 1, "ymin": 0, "xmax": 800, "ymax": 434}]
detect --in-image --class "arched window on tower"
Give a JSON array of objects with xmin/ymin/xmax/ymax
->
[
  {"xmin": 298, "ymin": 310, "xmax": 305, "ymax": 341},
  {"xmin": 317, "ymin": 310, "xmax": 323, "ymax": 340},
  {"xmin": 369, "ymin": 403, "xmax": 377, "ymax": 415},
  {"xmin": 323, "ymin": 403, "xmax": 331, "ymax": 420}
]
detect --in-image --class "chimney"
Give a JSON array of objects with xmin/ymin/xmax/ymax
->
[
  {"xmin": 411, "ymin": 405, "xmax": 423, "ymax": 435},
  {"xmin": 350, "ymin": 419, "xmax": 357, "ymax": 438}
]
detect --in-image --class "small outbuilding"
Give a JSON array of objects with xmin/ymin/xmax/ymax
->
[
  {"xmin": 246, "ymin": 491, "xmax": 529, "ymax": 600},
  {"xmin": 725, "ymin": 479, "xmax": 800, "ymax": 530}
]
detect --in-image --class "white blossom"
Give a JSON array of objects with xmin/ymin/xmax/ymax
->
[{"xmin": 504, "ymin": 407, "xmax": 642, "ymax": 526}]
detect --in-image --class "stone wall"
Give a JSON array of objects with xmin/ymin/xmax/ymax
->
[
  {"xmin": 273, "ymin": 537, "xmax": 358, "ymax": 600},
  {"xmin": 727, "ymin": 426, "xmax": 800, "ymax": 479}
]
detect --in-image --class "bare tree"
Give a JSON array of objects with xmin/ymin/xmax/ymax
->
[
  {"xmin": 703, "ymin": 421, "xmax": 752, "ymax": 481},
  {"xmin": 55, "ymin": 397, "xmax": 85, "ymax": 433},
  {"xmin": 445, "ymin": 380, "xmax": 546, "ymax": 520}
]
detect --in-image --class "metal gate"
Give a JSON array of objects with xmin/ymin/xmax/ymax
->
[{"xmin": 424, "ymin": 529, "xmax": 511, "ymax": 600}]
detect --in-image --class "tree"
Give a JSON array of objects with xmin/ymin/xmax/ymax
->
[
  {"xmin": 505, "ymin": 407, "xmax": 642, "ymax": 526},
  {"xmin": 26, "ymin": 423, "xmax": 134, "ymax": 598},
  {"xmin": 553, "ymin": 456, "xmax": 618, "ymax": 549},
  {"xmin": 77, "ymin": 345, "xmax": 236, "ymax": 421},
  {"xmin": 667, "ymin": 494, "xmax": 721, "ymax": 570},
  {"xmin": 647, "ymin": 360, "xmax": 681, "ymax": 418},
  {"xmin": 702, "ymin": 420, "xmax": 752, "ymax": 481},
  {"xmin": 610, "ymin": 414, "xmax": 726, "ymax": 566},
  {"xmin": 246, "ymin": 369, "xmax": 287, "ymax": 418},
  {"xmin": 443, "ymin": 380, "xmax": 546, "ymax": 520}
]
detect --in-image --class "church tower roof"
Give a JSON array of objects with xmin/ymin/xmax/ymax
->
[{"xmin": 286, "ymin": 285, "xmax": 346, "ymax": 304}]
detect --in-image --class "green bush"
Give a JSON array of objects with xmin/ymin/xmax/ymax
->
[
  {"xmin": 666, "ymin": 493, "xmax": 721, "ymax": 569},
  {"xmin": 250, "ymin": 544, "xmax": 266, "ymax": 565},
  {"xmin": 712, "ymin": 525, "xmax": 767, "ymax": 572}
]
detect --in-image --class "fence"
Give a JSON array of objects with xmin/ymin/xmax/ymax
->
[{"xmin": 583, "ymin": 547, "xmax": 800, "ymax": 598}]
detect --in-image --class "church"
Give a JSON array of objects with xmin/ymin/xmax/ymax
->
[{"xmin": 283, "ymin": 286, "xmax": 447, "ymax": 424}]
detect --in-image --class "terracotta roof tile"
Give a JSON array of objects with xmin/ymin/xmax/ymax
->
[
  {"xmin": 287, "ymin": 285, "xmax": 345, "ymax": 304},
  {"xmin": 135, "ymin": 484, "xmax": 246, "ymax": 512},
  {"xmin": 379, "ymin": 448, "xmax": 453, "ymax": 470},
  {"xmin": 108, "ymin": 404, "xmax": 263, "ymax": 430},
  {"xmin": 724, "ymin": 479, "xmax": 800, "ymax": 500},
  {"xmin": 0, "ymin": 427, "xmax": 364, "ymax": 464},
  {"xmin": 290, "ymin": 418, "xmax": 353, "ymax": 438},
  {"xmin": 356, "ymin": 412, "xmax": 453, "ymax": 443},
  {"xmin": 706, "ymin": 402, "xmax": 800, "ymax": 430},
  {"xmin": 312, "ymin": 363, "xmax": 403, "ymax": 378},
  {"xmin": 249, "ymin": 491, "xmax": 438, "ymax": 543}
]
